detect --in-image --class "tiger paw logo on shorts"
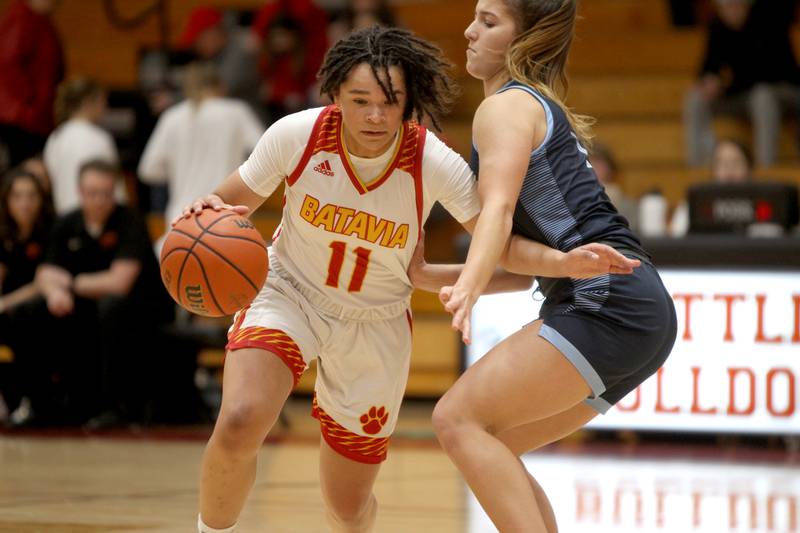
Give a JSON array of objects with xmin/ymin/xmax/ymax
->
[{"xmin": 360, "ymin": 405, "xmax": 389, "ymax": 435}]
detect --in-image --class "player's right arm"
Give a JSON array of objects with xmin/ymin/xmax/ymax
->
[{"xmin": 174, "ymin": 169, "xmax": 266, "ymax": 224}]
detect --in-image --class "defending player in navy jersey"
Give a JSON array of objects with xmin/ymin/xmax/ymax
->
[{"xmin": 408, "ymin": 1, "xmax": 678, "ymax": 531}]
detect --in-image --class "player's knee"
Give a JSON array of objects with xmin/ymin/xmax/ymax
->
[
  {"xmin": 325, "ymin": 493, "xmax": 376, "ymax": 530},
  {"xmin": 431, "ymin": 397, "xmax": 463, "ymax": 447},
  {"xmin": 214, "ymin": 401, "xmax": 273, "ymax": 451}
]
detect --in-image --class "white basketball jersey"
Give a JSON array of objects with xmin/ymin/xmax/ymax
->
[{"xmin": 240, "ymin": 105, "xmax": 479, "ymax": 313}]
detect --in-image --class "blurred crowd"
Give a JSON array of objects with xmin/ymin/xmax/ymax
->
[
  {"xmin": 0, "ymin": 0, "xmax": 400, "ymax": 429},
  {"xmin": 602, "ymin": 0, "xmax": 800, "ymax": 238}
]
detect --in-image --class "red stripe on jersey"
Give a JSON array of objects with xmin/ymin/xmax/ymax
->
[
  {"xmin": 412, "ymin": 126, "xmax": 427, "ymax": 239},
  {"xmin": 287, "ymin": 106, "xmax": 335, "ymax": 187}
]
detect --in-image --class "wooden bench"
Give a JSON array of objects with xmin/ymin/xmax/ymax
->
[
  {"xmin": 450, "ymin": 73, "xmax": 693, "ymax": 121},
  {"xmin": 619, "ymin": 164, "xmax": 800, "ymax": 205},
  {"xmin": 594, "ymin": 118, "xmax": 800, "ymax": 167}
]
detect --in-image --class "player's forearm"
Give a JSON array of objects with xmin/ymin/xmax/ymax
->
[
  {"xmin": 212, "ymin": 170, "xmax": 268, "ymax": 217},
  {"xmin": 453, "ymin": 202, "xmax": 514, "ymax": 297},
  {"xmin": 500, "ymin": 234, "xmax": 569, "ymax": 278},
  {"xmin": 412, "ymin": 263, "xmax": 531, "ymax": 294},
  {"xmin": 410, "ymin": 263, "xmax": 462, "ymax": 293}
]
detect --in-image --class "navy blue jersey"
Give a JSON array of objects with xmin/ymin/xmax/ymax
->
[{"xmin": 470, "ymin": 80, "xmax": 647, "ymax": 304}]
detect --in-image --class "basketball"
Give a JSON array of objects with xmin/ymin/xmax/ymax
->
[{"xmin": 160, "ymin": 209, "xmax": 269, "ymax": 317}]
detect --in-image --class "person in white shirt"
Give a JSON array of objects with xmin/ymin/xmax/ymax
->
[
  {"xmin": 179, "ymin": 26, "xmax": 632, "ymax": 533},
  {"xmin": 138, "ymin": 62, "xmax": 263, "ymax": 248},
  {"xmin": 43, "ymin": 78, "xmax": 119, "ymax": 214}
]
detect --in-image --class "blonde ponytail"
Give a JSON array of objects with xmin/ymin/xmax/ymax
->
[{"xmin": 504, "ymin": 0, "xmax": 594, "ymax": 147}]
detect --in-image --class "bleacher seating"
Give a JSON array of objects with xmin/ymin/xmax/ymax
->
[{"xmin": 12, "ymin": 0, "xmax": 797, "ymax": 202}]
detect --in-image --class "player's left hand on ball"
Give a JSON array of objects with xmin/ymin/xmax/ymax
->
[
  {"xmin": 440, "ymin": 284, "xmax": 476, "ymax": 345},
  {"xmin": 561, "ymin": 243, "xmax": 640, "ymax": 278}
]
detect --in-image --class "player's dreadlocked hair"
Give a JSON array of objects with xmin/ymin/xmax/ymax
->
[{"xmin": 318, "ymin": 25, "xmax": 458, "ymax": 131}]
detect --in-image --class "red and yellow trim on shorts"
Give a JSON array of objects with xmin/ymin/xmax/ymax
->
[
  {"xmin": 312, "ymin": 395, "xmax": 390, "ymax": 464},
  {"xmin": 226, "ymin": 311, "xmax": 306, "ymax": 387}
]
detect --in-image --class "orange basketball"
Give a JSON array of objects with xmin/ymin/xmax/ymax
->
[{"xmin": 160, "ymin": 209, "xmax": 268, "ymax": 317}]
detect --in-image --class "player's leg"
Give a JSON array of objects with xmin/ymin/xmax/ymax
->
[
  {"xmin": 494, "ymin": 402, "xmax": 598, "ymax": 533},
  {"xmin": 314, "ymin": 312, "xmax": 412, "ymax": 532},
  {"xmin": 319, "ymin": 438, "xmax": 381, "ymax": 532},
  {"xmin": 432, "ymin": 320, "xmax": 592, "ymax": 533},
  {"xmin": 199, "ymin": 347, "xmax": 294, "ymax": 530},
  {"xmin": 198, "ymin": 275, "xmax": 318, "ymax": 532}
]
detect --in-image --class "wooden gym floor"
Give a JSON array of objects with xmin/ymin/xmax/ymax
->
[{"xmin": 1, "ymin": 398, "xmax": 798, "ymax": 533}]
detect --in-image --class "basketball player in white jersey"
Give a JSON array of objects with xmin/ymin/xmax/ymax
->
[{"xmin": 180, "ymin": 26, "xmax": 636, "ymax": 533}]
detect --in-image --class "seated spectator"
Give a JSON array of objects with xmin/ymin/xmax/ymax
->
[
  {"xmin": 138, "ymin": 62, "xmax": 263, "ymax": 249},
  {"xmin": 19, "ymin": 155, "xmax": 52, "ymax": 194},
  {"xmin": 670, "ymin": 138, "xmax": 754, "ymax": 236},
  {"xmin": 0, "ymin": 167, "xmax": 54, "ymax": 421},
  {"xmin": 177, "ymin": 6, "xmax": 262, "ymax": 118},
  {"xmin": 44, "ymin": 77, "xmax": 124, "ymax": 214},
  {"xmin": 589, "ymin": 143, "xmax": 639, "ymax": 232},
  {"xmin": 329, "ymin": 0, "xmax": 398, "ymax": 44},
  {"xmin": 684, "ymin": 0, "xmax": 800, "ymax": 167},
  {"xmin": 30, "ymin": 160, "xmax": 172, "ymax": 427}
]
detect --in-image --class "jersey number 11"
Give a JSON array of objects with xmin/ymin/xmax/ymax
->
[{"xmin": 326, "ymin": 241, "xmax": 372, "ymax": 293}]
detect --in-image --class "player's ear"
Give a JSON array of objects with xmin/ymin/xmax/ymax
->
[{"xmin": 332, "ymin": 90, "xmax": 341, "ymax": 106}]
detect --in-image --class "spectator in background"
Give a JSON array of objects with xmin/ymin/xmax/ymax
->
[
  {"xmin": 138, "ymin": 62, "xmax": 263, "ymax": 248},
  {"xmin": 252, "ymin": 0, "xmax": 328, "ymax": 120},
  {"xmin": 590, "ymin": 144, "xmax": 639, "ymax": 232},
  {"xmin": 178, "ymin": 6, "xmax": 262, "ymax": 119},
  {"xmin": 670, "ymin": 138, "xmax": 754, "ymax": 236},
  {"xmin": 328, "ymin": 0, "xmax": 398, "ymax": 44},
  {"xmin": 258, "ymin": 14, "xmax": 320, "ymax": 120},
  {"xmin": 33, "ymin": 160, "xmax": 172, "ymax": 427},
  {"xmin": 684, "ymin": 0, "xmax": 800, "ymax": 167},
  {"xmin": 44, "ymin": 78, "xmax": 124, "ymax": 215},
  {"xmin": 19, "ymin": 155, "xmax": 52, "ymax": 196},
  {"xmin": 0, "ymin": 167, "xmax": 54, "ymax": 422},
  {"xmin": 0, "ymin": 0, "xmax": 64, "ymax": 169}
]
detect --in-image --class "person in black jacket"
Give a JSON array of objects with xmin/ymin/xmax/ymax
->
[
  {"xmin": 0, "ymin": 167, "xmax": 53, "ymax": 421},
  {"xmin": 32, "ymin": 159, "xmax": 172, "ymax": 426},
  {"xmin": 684, "ymin": 0, "xmax": 800, "ymax": 167}
]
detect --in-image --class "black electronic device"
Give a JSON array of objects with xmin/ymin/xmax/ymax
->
[{"xmin": 688, "ymin": 182, "xmax": 799, "ymax": 234}]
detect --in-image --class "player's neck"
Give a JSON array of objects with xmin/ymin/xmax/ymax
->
[{"xmin": 483, "ymin": 72, "xmax": 512, "ymax": 97}]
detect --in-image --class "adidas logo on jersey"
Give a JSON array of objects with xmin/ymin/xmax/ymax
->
[{"xmin": 313, "ymin": 160, "xmax": 334, "ymax": 176}]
